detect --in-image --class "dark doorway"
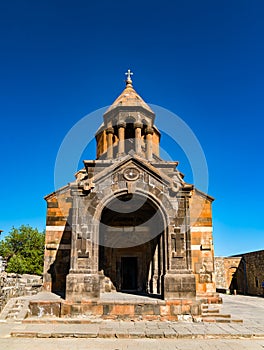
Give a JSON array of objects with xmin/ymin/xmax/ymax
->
[{"xmin": 121, "ymin": 257, "xmax": 138, "ymax": 290}]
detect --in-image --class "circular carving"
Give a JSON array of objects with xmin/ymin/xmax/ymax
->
[{"xmin": 123, "ymin": 167, "xmax": 140, "ymax": 181}]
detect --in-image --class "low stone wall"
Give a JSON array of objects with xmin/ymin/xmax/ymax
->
[
  {"xmin": 27, "ymin": 294, "xmax": 221, "ymax": 321},
  {"xmin": 0, "ymin": 273, "xmax": 42, "ymax": 312}
]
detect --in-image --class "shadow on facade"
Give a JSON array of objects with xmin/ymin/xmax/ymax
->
[
  {"xmin": 228, "ymin": 259, "xmax": 246, "ymax": 295},
  {"xmin": 47, "ymin": 222, "xmax": 71, "ymax": 299}
]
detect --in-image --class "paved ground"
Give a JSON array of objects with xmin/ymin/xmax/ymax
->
[
  {"xmin": 1, "ymin": 338, "xmax": 264, "ymax": 350},
  {"xmin": 0, "ymin": 293, "xmax": 263, "ymax": 349},
  {"xmin": 221, "ymin": 293, "xmax": 264, "ymax": 326}
]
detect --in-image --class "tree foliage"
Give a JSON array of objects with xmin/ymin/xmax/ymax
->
[{"xmin": 0, "ymin": 225, "xmax": 45, "ymax": 275}]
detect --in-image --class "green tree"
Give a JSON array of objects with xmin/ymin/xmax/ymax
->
[{"xmin": 0, "ymin": 225, "xmax": 45, "ymax": 275}]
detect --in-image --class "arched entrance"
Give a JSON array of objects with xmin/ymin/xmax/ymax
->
[{"xmin": 99, "ymin": 193, "xmax": 165, "ymax": 296}]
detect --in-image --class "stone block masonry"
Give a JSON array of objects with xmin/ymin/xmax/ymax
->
[
  {"xmin": 215, "ymin": 250, "xmax": 264, "ymax": 296},
  {"xmin": 42, "ymin": 72, "xmax": 220, "ymax": 316}
]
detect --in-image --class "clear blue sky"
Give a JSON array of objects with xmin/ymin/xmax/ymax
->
[{"xmin": 0, "ymin": 0, "xmax": 263, "ymax": 256}]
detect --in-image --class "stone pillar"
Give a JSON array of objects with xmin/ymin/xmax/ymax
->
[
  {"xmin": 66, "ymin": 187, "xmax": 100, "ymax": 302},
  {"xmin": 146, "ymin": 127, "xmax": 153, "ymax": 160},
  {"xmin": 69, "ymin": 185, "xmax": 79, "ymax": 272},
  {"xmin": 152, "ymin": 244, "xmax": 159, "ymax": 294},
  {"xmin": 163, "ymin": 195, "xmax": 196, "ymax": 300},
  {"xmin": 184, "ymin": 195, "xmax": 192, "ymax": 271},
  {"xmin": 117, "ymin": 122, "xmax": 126, "ymax": 156},
  {"xmin": 134, "ymin": 121, "xmax": 143, "ymax": 155},
  {"xmin": 106, "ymin": 126, "xmax": 114, "ymax": 159}
]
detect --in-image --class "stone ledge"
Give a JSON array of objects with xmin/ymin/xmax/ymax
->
[{"xmin": 10, "ymin": 329, "xmax": 264, "ymax": 340}]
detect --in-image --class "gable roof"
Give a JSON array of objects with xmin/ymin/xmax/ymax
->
[{"xmin": 82, "ymin": 153, "xmax": 184, "ymax": 192}]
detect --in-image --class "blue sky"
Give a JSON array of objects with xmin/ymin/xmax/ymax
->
[{"xmin": 0, "ymin": 0, "xmax": 263, "ymax": 256}]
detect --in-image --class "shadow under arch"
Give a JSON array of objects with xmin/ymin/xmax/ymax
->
[{"xmin": 97, "ymin": 191, "xmax": 169, "ymax": 298}]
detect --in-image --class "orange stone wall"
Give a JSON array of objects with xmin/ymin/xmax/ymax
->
[{"xmin": 189, "ymin": 190, "xmax": 216, "ymax": 297}]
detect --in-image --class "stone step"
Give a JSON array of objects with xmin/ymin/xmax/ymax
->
[
  {"xmin": 201, "ymin": 304, "xmax": 221, "ymax": 315},
  {"xmin": 199, "ymin": 303, "xmax": 243, "ymax": 323},
  {"xmin": 201, "ymin": 304, "xmax": 221, "ymax": 310},
  {"xmin": 202, "ymin": 318, "xmax": 243, "ymax": 323},
  {"xmin": 202, "ymin": 313, "xmax": 231, "ymax": 318},
  {"xmin": 202, "ymin": 309, "xmax": 220, "ymax": 314},
  {"xmin": 0, "ymin": 297, "xmax": 29, "ymax": 321},
  {"xmin": 10, "ymin": 320, "xmax": 258, "ymax": 339},
  {"xmin": 0, "ymin": 299, "xmax": 16, "ymax": 320}
]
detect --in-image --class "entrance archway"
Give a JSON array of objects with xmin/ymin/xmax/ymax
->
[{"xmin": 99, "ymin": 193, "xmax": 165, "ymax": 295}]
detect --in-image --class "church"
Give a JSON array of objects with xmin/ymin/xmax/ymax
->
[{"xmin": 43, "ymin": 71, "xmax": 219, "ymax": 318}]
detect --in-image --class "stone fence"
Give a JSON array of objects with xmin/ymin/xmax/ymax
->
[{"xmin": 0, "ymin": 273, "xmax": 42, "ymax": 312}]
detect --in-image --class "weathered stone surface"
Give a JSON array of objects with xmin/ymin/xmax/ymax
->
[
  {"xmin": 42, "ymin": 76, "xmax": 217, "ymax": 318},
  {"xmin": 0, "ymin": 273, "xmax": 42, "ymax": 313},
  {"xmin": 215, "ymin": 250, "xmax": 264, "ymax": 296},
  {"xmin": 28, "ymin": 301, "xmax": 61, "ymax": 317}
]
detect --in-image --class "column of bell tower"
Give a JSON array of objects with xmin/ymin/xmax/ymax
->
[
  {"xmin": 134, "ymin": 121, "xmax": 143, "ymax": 155},
  {"xmin": 117, "ymin": 122, "xmax": 126, "ymax": 157}
]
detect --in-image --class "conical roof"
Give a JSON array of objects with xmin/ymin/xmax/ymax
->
[{"xmin": 105, "ymin": 70, "xmax": 154, "ymax": 115}]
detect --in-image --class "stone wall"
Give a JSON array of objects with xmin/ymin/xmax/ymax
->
[
  {"xmin": 214, "ymin": 257, "xmax": 241, "ymax": 292},
  {"xmin": 189, "ymin": 190, "xmax": 216, "ymax": 297},
  {"xmin": 0, "ymin": 256, "xmax": 6, "ymax": 272},
  {"xmin": 0, "ymin": 273, "xmax": 42, "ymax": 312},
  {"xmin": 215, "ymin": 250, "xmax": 264, "ymax": 296},
  {"xmin": 241, "ymin": 250, "xmax": 264, "ymax": 296}
]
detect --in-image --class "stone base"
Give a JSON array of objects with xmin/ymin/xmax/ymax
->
[
  {"xmin": 164, "ymin": 273, "xmax": 196, "ymax": 300},
  {"xmin": 66, "ymin": 273, "xmax": 100, "ymax": 302},
  {"xmin": 27, "ymin": 298, "xmax": 204, "ymax": 320}
]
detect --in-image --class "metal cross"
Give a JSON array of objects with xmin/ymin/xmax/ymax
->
[{"xmin": 125, "ymin": 69, "xmax": 133, "ymax": 82}]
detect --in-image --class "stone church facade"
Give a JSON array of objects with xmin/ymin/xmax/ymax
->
[{"xmin": 43, "ymin": 72, "xmax": 218, "ymax": 317}]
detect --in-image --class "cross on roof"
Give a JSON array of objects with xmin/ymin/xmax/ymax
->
[{"xmin": 125, "ymin": 69, "xmax": 133, "ymax": 83}]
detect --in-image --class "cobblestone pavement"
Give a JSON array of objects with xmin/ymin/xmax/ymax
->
[{"xmin": 0, "ymin": 293, "xmax": 263, "ymax": 349}]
